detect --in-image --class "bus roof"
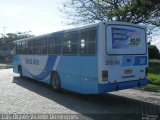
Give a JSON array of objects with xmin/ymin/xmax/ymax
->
[{"xmin": 13, "ymin": 21, "xmax": 145, "ymax": 43}]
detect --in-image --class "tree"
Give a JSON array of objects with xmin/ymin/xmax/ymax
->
[
  {"xmin": 148, "ymin": 45, "xmax": 160, "ymax": 59},
  {"xmin": 0, "ymin": 31, "xmax": 34, "ymax": 56},
  {"xmin": 0, "ymin": 31, "xmax": 34, "ymax": 44},
  {"xmin": 61, "ymin": 0, "xmax": 160, "ymax": 25},
  {"xmin": 60, "ymin": 0, "xmax": 160, "ymax": 40}
]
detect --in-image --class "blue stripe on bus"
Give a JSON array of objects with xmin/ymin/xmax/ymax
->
[
  {"xmin": 133, "ymin": 56, "xmax": 147, "ymax": 66},
  {"xmin": 121, "ymin": 56, "xmax": 135, "ymax": 66},
  {"xmin": 121, "ymin": 56, "xmax": 147, "ymax": 67},
  {"xmin": 25, "ymin": 56, "xmax": 57, "ymax": 80},
  {"xmin": 98, "ymin": 78, "xmax": 148, "ymax": 93}
]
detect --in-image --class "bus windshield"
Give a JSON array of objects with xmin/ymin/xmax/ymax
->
[{"xmin": 106, "ymin": 25, "xmax": 146, "ymax": 55}]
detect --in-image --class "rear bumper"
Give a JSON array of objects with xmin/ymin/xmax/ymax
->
[{"xmin": 98, "ymin": 78, "xmax": 148, "ymax": 93}]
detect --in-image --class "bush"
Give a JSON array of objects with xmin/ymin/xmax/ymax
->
[
  {"xmin": 148, "ymin": 45, "xmax": 160, "ymax": 59},
  {"xmin": 148, "ymin": 73, "xmax": 160, "ymax": 85},
  {"xmin": 149, "ymin": 60, "xmax": 160, "ymax": 74}
]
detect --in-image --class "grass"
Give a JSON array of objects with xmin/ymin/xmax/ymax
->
[
  {"xmin": 144, "ymin": 84, "xmax": 160, "ymax": 91},
  {"xmin": 148, "ymin": 59, "xmax": 160, "ymax": 74},
  {"xmin": 148, "ymin": 73, "xmax": 160, "ymax": 85},
  {"xmin": 144, "ymin": 59, "xmax": 160, "ymax": 91}
]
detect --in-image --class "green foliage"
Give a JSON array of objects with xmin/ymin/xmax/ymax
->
[
  {"xmin": 0, "ymin": 31, "xmax": 34, "ymax": 52},
  {"xmin": 60, "ymin": 0, "xmax": 160, "ymax": 42},
  {"xmin": 148, "ymin": 73, "xmax": 160, "ymax": 85},
  {"xmin": 0, "ymin": 31, "xmax": 34, "ymax": 44},
  {"xmin": 146, "ymin": 60, "xmax": 160, "ymax": 91},
  {"xmin": 148, "ymin": 45, "xmax": 160, "ymax": 59},
  {"xmin": 61, "ymin": 0, "xmax": 160, "ymax": 27},
  {"xmin": 149, "ymin": 59, "xmax": 160, "ymax": 74},
  {"xmin": 144, "ymin": 84, "xmax": 160, "ymax": 91}
]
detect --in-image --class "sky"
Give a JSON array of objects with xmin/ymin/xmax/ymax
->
[
  {"xmin": 0, "ymin": 0, "xmax": 71, "ymax": 36},
  {"xmin": 152, "ymin": 35, "xmax": 160, "ymax": 49},
  {"xmin": 0, "ymin": 0, "xmax": 159, "ymax": 48}
]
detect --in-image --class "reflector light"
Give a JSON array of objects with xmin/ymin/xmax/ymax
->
[
  {"xmin": 145, "ymin": 68, "xmax": 148, "ymax": 76},
  {"xmin": 102, "ymin": 70, "xmax": 108, "ymax": 81}
]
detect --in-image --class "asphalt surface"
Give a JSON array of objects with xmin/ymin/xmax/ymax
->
[{"xmin": 0, "ymin": 69, "xmax": 159, "ymax": 120}]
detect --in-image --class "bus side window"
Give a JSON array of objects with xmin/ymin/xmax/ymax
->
[
  {"xmin": 18, "ymin": 42, "xmax": 22, "ymax": 54},
  {"xmin": 13, "ymin": 43, "xmax": 17, "ymax": 55},
  {"xmin": 33, "ymin": 40, "xmax": 37, "ymax": 54},
  {"xmin": 36, "ymin": 38, "xmax": 47, "ymax": 54},
  {"xmin": 15, "ymin": 43, "xmax": 17, "ymax": 54},
  {"xmin": 63, "ymin": 33, "xmax": 71, "ymax": 54},
  {"xmin": 25, "ymin": 41, "xmax": 28, "ymax": 54},
  {"xmin": 23, "ymin": 41, "xmax": 25, "ymax": 54},
  {"xmin": 18, "ymin": 43, "xmax": 21, "ymax": 54},
  {"xmin": 88, "ymin": 29, "xmax": 96, "ymax": 54},
  {"xmin": 80, "ymin": 28, "xmax": 96, "ymax": 55},
  {"xmin": 80, "ymin": 31, "xmax": 87, "ymax": 54},
  {"xmin": 71, "ymin": 32, "xmax": 78, "ymax": 54},
  {"xmin": 55, "ymin": 34, "xmax": 63, "ymax": 54},
  {"xmin": 48, "ymin": 35, "xmax": 55, "ymax": 54},
  {"xmin": 21, "ymin": 41, "xmax": 25, "ymax": 54},
  {"xmin": 63, "ymin": 31, "xmax": 78, "ymax": 55},
  {"xmin": 28, "ymin": 40, "xmax": 32, "ymax": 54}
]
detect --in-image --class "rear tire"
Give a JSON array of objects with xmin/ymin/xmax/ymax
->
[
  {"xmin": 18, "ymin": 66, "xmax": 23, "ymax": 79},
  {"xmin": 50, "ymin": 72, "xmax": 62, "ymax": 92}
]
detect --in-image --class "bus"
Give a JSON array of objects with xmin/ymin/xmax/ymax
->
[{"xmin": 13, "ymin": 22, "xmax": 148, "ymax": 94}]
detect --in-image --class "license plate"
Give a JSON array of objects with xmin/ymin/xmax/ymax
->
[{"xmin": 124, "ymin": 69, "xmax": 132, "ymax": 74}]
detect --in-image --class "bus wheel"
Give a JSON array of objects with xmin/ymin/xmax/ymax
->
[
  {"xmin": 51, "ymin": 72, "xmax": 62, "ymax": 92},
  {"xmin": 19, "ymin": 66, "xmax": 23, "ymax": 79}
]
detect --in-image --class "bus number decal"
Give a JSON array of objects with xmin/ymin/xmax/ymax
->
[
  {"xmin": 106, "ymin": 59, "xmax": 120, "ymax": 65},
  {"xmin": 25, "ymin": 58, "xmax": 39, "ymax": 65}
]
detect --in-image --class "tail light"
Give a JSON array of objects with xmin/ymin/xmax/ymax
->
[{"xmin": 102, "ymin": 70, "xmax": 108, "ymax": 81}]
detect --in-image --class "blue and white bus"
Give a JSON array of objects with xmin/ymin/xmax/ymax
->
[{"xmin": 13, "ymin": 22, "xmax": 148, "ymax": 94}]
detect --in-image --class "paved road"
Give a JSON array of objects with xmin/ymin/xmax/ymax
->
[{"xmin": 0, "ymin": 69, "xmax": 159, "ymax": 120}]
